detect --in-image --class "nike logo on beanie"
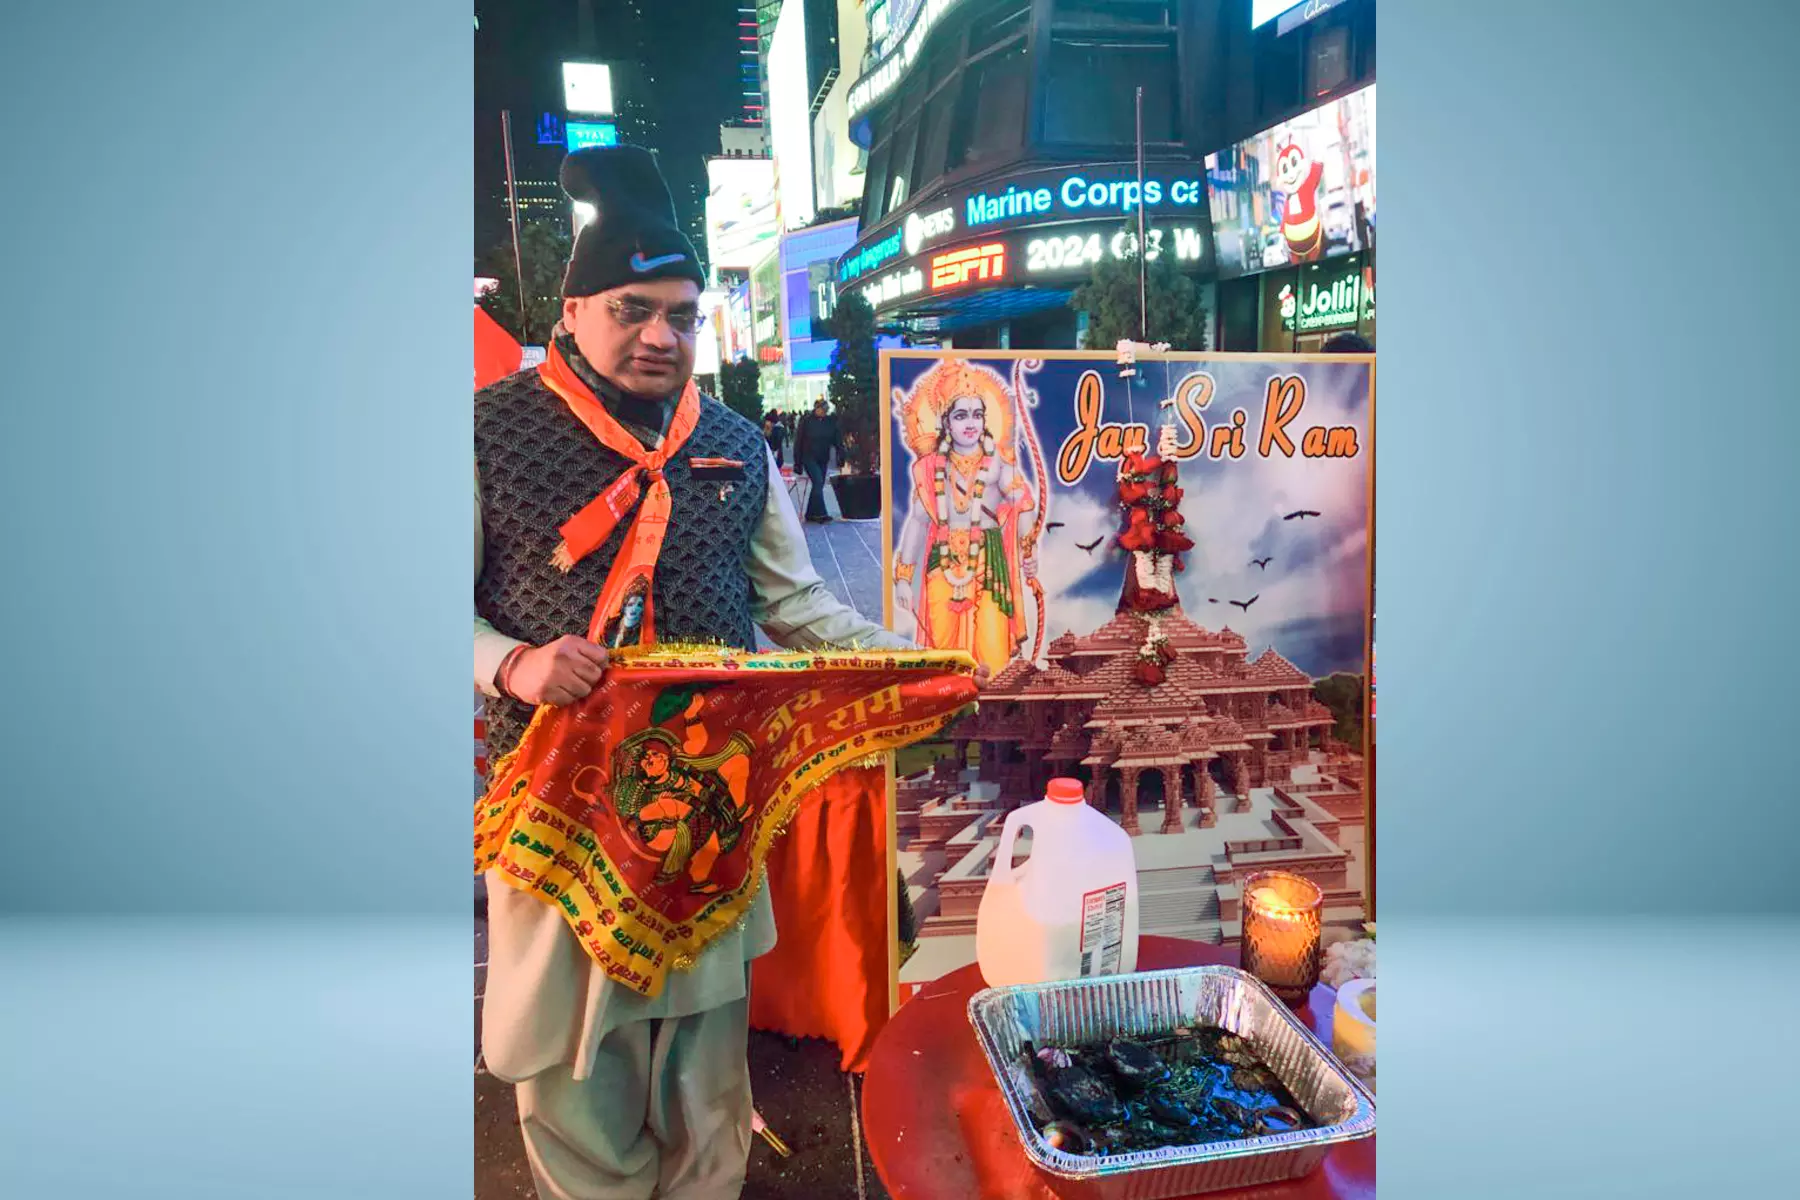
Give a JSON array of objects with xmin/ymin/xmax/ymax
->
[
  {"xmin": 630, "ymin": 251, "xmax": 687, "ymax": 273},
  {"xmin": 557, "ymin": 147, "xmax": 706, "ymax": 298}
]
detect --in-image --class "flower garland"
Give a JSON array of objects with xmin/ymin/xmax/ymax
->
[
  {"xmin": 933, "ymin": 436, "xmax": 994, "ymax": 524},
  {"xmin": 1131, "ymin": 623, "xmax": 1177, "ymax": 686},
  {"xmin": 1114, "ymin": 426, "xmax": 1194, "ymax": 618}
]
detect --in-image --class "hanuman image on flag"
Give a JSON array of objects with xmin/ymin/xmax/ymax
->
[
  {"xmin": 891, "ymin": 360, "xmax": 1045, "ymax": 676},
  {"xmin": 608, "ymin": 726, "xmax": 754, "ymax": 894}
]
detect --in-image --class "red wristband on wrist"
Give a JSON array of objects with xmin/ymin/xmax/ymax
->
[{"xmin": 495, "ymin": 644, "xmax": 530, "ymax": 700}]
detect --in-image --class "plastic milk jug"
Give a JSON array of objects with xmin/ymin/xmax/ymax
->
[{"xmin": 976, "ymin": 778, "xmax": 1140, "ymax": 987}]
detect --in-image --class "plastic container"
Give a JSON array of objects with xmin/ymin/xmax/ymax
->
[{"xmin": 975, "ymin": 778, "xmax": 1140, "ymax": 987}]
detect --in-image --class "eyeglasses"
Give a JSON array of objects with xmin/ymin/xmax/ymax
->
[{"xmin": 604, "ymin": 296, "xmax": 705, "ymax": 336}]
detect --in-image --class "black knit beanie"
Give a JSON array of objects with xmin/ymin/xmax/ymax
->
[{"xmin": 559, "ymin": 146, "xmax": 707, "ymax": 298}]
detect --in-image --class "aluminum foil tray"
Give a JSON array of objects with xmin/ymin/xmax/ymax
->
[{"xmin": 968, "ymin": 965, "xmax": 1375, "ymax": 1199}]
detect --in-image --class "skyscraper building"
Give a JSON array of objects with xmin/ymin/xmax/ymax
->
[
  {"xmin": 755, "ymin": 1, "xmax": 784, "ymax": 122},
  {"xmin": 737, "ymin": 6, "xmax": 765, "ymax": 125}
]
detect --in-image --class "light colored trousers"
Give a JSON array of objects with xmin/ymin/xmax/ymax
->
[{"xmin": 515, "ymin": 974, "xmax": 752, "ymax": 1200}]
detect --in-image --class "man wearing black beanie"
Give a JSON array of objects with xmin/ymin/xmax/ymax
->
[{"xmin": 474, "ymin": 146, "xmax": 910, "ymax": 1200}]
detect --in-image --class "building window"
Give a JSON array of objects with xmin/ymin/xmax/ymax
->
[
  {"xmin": 887, "ymin": 115, "xmax": 921, "ymax": 212},
  {"xmin": 947, "ymin": 40, "xmax": 1028, "ymax": 170},
  {"xmin": 912, "ymin": 86, "xmax": 957, "ymax": 194},
  {"xmin": 1051, "ymin": 0, "xmax": 1173, "ymax": 27},
  {"xmin": 967, "ymin": 0, "xmax": 1031, "ymax": 48},
  {"xmin": 861, "ymin": 136, "xmax": 893, "ymax": 226},
  {"xmin": 1043, "ymin": 37, "xmax": 1178, "ymax": 146}
]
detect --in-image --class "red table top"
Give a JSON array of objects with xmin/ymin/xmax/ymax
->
[{"xmin": 861, "ymin": 937, "xmax": 1374, "ymax": 1200}]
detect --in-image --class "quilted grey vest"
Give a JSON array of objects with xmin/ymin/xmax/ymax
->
[{"xmin": 475, "ymin": 367, "xmax": 768, "ymax": 765}]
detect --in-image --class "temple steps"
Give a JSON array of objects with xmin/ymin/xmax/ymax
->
[
  {"xmin": 1140, "ymin": 891, "xmax": 1222, "ymax": 930},
  {"xmin": 1138, "ymin": 865, "xmax": 1215, "ymax": 894},
  {"xmin": 1138, "ymin": 864, "xmax": 1222, "ymax": 935},
  {"xmin": 1142, "ymin": 921, "xmax": 1226, "ymax": 945}
]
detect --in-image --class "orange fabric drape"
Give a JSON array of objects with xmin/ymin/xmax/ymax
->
[
  {"xmin": 474, "ymin": 306, "xmax": 522, "ymax": 389},
  {"xmin": 752, "ymin": 763, "xmax": 891, "ymax": 1073}
]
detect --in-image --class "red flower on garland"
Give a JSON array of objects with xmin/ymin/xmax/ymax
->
[
  {"xmin": 1119, "ymin": 509, "xmax": 1157, "ymax": 551},
  {"xmin": 1114, "ymin": 424, "xmax": 1194, "ymax": 617}
]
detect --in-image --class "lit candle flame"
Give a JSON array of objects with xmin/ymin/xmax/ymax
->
[{"xmin": 1249, "ymin": 886, "xmax": 1299, "ymax": 918}]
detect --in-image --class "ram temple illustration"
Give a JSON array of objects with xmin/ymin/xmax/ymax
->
[{"xmin": 894, "ymin": 598, "xmax": 1367, "ymax": 996}]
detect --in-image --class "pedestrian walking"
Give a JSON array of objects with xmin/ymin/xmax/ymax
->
[
  {"xmin": 794, "ymin": 398, "xmax": 840, "ymax": 523},
  {"xmin": 761, "ymin": 411, "xmax": 786, "ymax": 466}
]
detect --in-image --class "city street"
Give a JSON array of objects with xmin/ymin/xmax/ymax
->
[{"xmin": 476, "ymin": 517, "xmax": 892, "ymax": 1200}]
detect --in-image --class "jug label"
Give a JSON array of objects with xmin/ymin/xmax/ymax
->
[{"xmin": 1079, "ymin": 882, "xmax": 1129, "ymax": 976}]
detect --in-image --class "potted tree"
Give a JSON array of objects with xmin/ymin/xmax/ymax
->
[
  {"xmin": 717, "ymin": 356, "xmax": 764, "ymax": 424},
  {"xmin": 826, "ymin": 291, "xmax": 884, "ymax": 520}
]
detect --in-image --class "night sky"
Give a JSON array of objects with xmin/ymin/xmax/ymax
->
[{"xmin": 475, "ymin": 1, "xmax": 749, "ymax": 263}]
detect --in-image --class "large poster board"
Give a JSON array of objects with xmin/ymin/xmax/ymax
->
[{"xmin": 880, "ymin": 350, "xmax": 1374, "ymax": 1004}]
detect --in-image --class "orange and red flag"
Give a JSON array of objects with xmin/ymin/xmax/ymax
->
[{"xmin": 475, "ymin": 645, "xmax": 977, "ymax": 997}]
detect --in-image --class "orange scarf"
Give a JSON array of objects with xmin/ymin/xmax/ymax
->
[{"xmin": 537, "ymin": 340, "xmax": 700, "ymax": 641}]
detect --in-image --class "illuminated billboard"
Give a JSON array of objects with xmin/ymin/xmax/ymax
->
[
  {"xmin": 562, "ymin": 62, "xmax": 614, "ymax": 115},
  {"xmin": 850, "ymin": 217, "xmax": 1211, "ymax": 315},
  {"xmin": 1252, "ymin": 0, "xmax": 1306, "ymax": 27},
  {"xmin": 693, "ymin": 313, "xmax": 722, "ymax": 377},
  {"xmin": 1205, "ymin": 84, "xmax": 1374, "ymax": 278},
  {"xmin": 767, "ymin": 2, "xmax": 815, "ymax": 230},
  {"xmin": 705, "ymin": 156, "xmax": 780, "ymax": 274},
  {"xmin": 847, "ymin": 0, "xmax": 971, "ymax": 123},
  {"xmin": 565, "ymin": 121, "xmax": 618, "ymax": 152},
  {"xmin": 836, "ymin": 160, "xmax": 1211, "ymax": 284},
  {"xmin": 780, "ymin": 217, "xmax": 860, "ymax": 376},
  {"xmin": 1273, "ymin": 0, "xmax": 1352, "ymax": 34},
  {"xmin": 724, "ymin": 280, "xmax": 754, "ymax": 361},
  {"xmin": 749, "ymin": 243, "xmax": 785, "ymax": 363}
]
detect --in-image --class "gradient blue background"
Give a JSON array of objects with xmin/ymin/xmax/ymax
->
[
  {"xmin": 0, "ymin": 3, "xmax": 471, "ymax": 1196},
  {"xmin": 1381, "ymin": 2, "xmax": 1800, "ymax": 1195},
  {"xmin": 1, "ymin": 1, "xmax": 1797, "ymax": 1197}
]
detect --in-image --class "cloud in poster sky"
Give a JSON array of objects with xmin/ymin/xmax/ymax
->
[
  {"xmin": 1031, "ymin": 487, "xmax": 1125, "ymax": 645},
  {"xmin": 886, "ymin": 356, "xmax": 1371, "ymax": 679}
]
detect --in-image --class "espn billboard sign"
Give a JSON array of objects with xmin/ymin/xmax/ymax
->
[{"xmin": 929, "ymin": 243, "xmax": 1006, "ymax": 291}]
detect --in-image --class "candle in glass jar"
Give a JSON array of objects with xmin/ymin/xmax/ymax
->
[
  {"xmin": 1240, "ymin": 871, "xmax": 1324, "ymax": 1003},
  {"xmin": 1249, "ymin": 887, "xmax": 1292, "ymax": 914}
]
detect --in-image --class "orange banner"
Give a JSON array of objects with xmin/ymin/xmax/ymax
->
[{"xmin": 475, "ymin": 645, "xmax": 977, "ymax": 997}]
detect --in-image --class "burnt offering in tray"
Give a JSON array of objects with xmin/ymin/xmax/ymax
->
[{"xmin": 1023, "ymin": 1028, "xmax": 1316, "ymax": 1157}]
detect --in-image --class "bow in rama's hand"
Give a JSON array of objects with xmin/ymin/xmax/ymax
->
[{"xmin": 1014, "ymin": 359, "xmax": 1050, "ymax": 664}]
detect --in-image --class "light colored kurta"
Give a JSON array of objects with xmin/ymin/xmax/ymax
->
[{"xmin": 477, "ymin": 441, "xmax": 907, "ymax": 1083}]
